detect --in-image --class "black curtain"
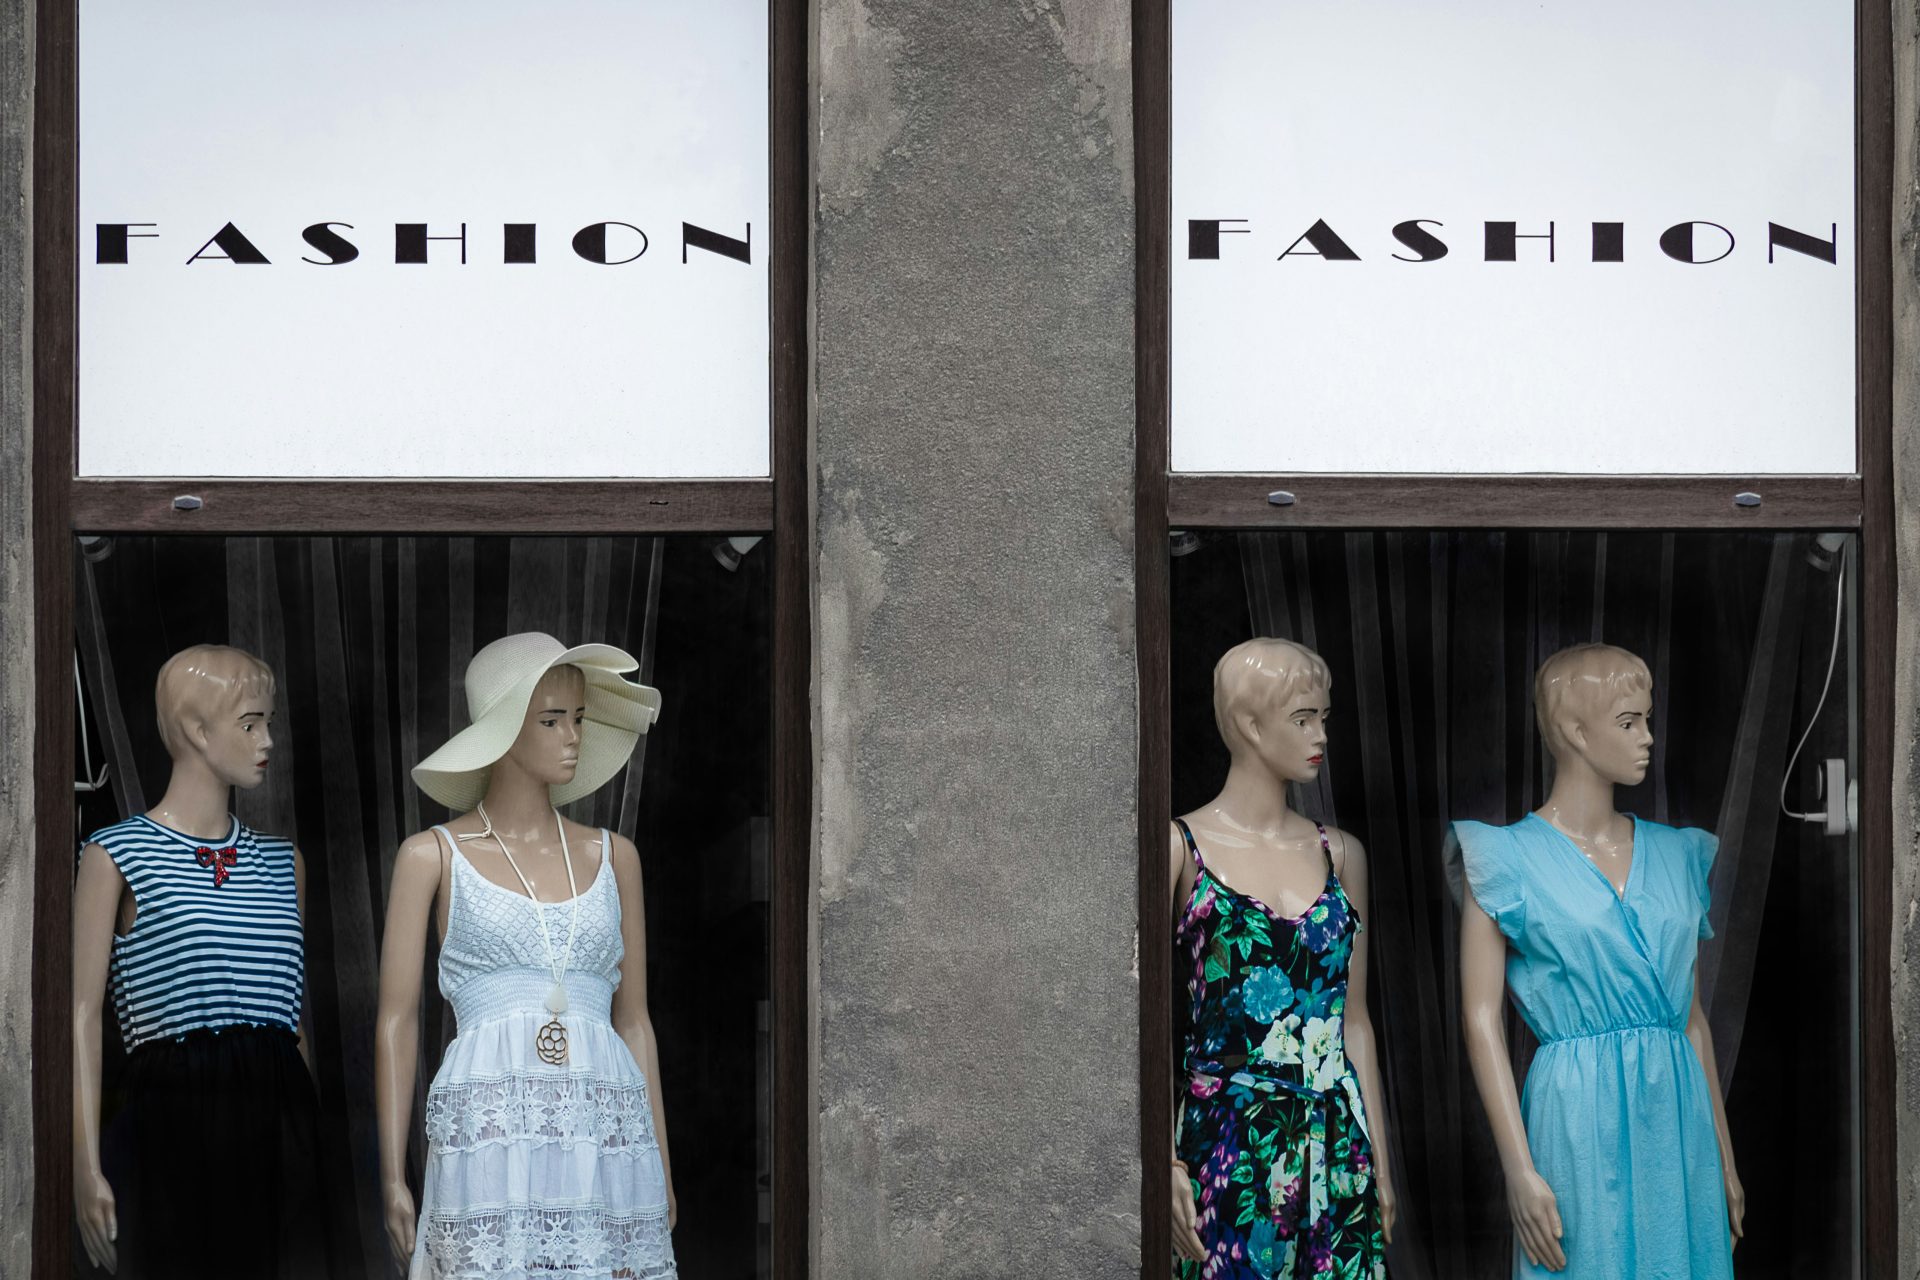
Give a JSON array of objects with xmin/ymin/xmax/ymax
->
[
  {"xmin": 75, "ymin": 535, "xmax": 772, "ymax": 1279},
  {"xmin": 1170, "ymin": 530, "xmax": 1855, "ymax": 1280}
]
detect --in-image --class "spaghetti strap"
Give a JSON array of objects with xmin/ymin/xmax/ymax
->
[
  {"xmin": 599, "ymin": 828, "xmax": 612, "ymax": 865},
  {"xmin": 1314, "ymin": 822, "xmax": 1334, "ymax": 875},
  {"xmin": 430, "ymin": 823, "xmax": 457, "ymax": 871},
  {"xmin": 1173, "ymin": 817, "xmax": 1205, "ymax": 871}
]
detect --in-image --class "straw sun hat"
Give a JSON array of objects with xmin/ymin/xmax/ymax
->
[{"xmin": 411, "ymin": 632, "xmax": 662, "ymax": 811}]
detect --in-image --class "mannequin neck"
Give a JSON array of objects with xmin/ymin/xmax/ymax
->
[
  {"xmin": 1537, "ymin": 752, "xmax": 1621, "ymax": 840},
  {"xmin": 147, "ymin": 753, "xmax": 234, "ymax": 841},
  {"xmin": 476, "ymin": 762, "xmax": 561, "ymax": 842},
  {"xmin": 1208, "ymin": 754, "xmax": 1302, "ymax": 836}
]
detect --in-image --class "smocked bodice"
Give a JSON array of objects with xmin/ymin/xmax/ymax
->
[{"xmin": 436, "ymin": 833, "xmax": 625, "ymax": 1028}]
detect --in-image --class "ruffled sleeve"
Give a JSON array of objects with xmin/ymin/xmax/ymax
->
[
  {"xmin": 1444, "ymin": 820, "xmax": 1527, "ymax": 943},
  {"xmin": 1686, "ymin": 827, "xmax": 1719, "ymax": 940}
]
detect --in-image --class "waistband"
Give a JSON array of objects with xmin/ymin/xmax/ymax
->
[
  {"xmin": 447, "ymin": 969, "xmax": 616, "ymax": 1029},
  {"xmin": 1537, "ymin": 1021, "xmax": 1686, "ymax": 1045},
  {"xmin": 1186, "ymin": 1058, "xmax": 1352, "ymax": 1103},
  {"xmin": 126, "ymin": 1022, "xmax": 300, "ymax": 1057}
]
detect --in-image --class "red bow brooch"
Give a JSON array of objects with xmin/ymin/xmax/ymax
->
[{"xmin": 195, "ymin": 845, "xmax": 239, "ymax": 888}]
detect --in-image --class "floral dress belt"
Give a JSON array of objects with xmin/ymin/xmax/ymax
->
[{"xmin": 1187, "ymin": 1056, "xmax": 1368, "ymax": 1231}]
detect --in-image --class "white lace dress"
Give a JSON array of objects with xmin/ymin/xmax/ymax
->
[{"xmin": 411, "ymin": 827, "xmax": 676, "ymax": 1280}]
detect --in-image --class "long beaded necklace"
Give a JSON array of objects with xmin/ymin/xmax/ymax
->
[{"xmin": 473, "ymin": 802, "xmax": 579, "ymax": 1065}]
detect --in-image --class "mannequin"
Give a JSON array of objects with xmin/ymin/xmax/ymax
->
[
  {"xmin": 1168, "ymin": 638, "xmax": 1392, "ymax": 1279},
  {"xmin": 72, "ymin": 644, "xmax": 330, "ymax": 1279},
  {"xmin": 375, "ymin": 633, "xmax": 675, "ymax": 1279},
  {"xmin": 1453, "ymin": 642, "xmax": 1743, "ymax": 1278}
]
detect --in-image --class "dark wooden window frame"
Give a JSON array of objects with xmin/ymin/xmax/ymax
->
[
  {"xmin": 29, "ymin": 2, "xmax": 813, "ymax": 1276},
  {"xmin": 1133, "ymin": 2, "xmax": 1896, "ymax": 1275}
]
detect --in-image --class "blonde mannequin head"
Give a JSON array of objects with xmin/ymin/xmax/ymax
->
[
  {"xmin": 154, "ymin": 644, "xmax": 276, "ymax": 758},
  {"xmin": 1213, "ymin": 638, "xmax": 1332, "ymax": 757},
  {"xmin": 1533, "ymin": 643, "xmax": 1652, "ymax": 759}
]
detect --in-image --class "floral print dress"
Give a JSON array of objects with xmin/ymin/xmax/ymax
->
[{"xmin": 1174, "ymin": 818, "xmax": 1386, "ymax": 1280}]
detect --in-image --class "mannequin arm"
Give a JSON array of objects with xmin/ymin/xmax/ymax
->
[
  {"xmin": 609, "ymin": 833, "xmax": 676, "ymax": 1230},
  {"xmin": 374, "ymin": 832, "xmax": 443, "ymax": 1267},
  {"xmin": 1685, "ymin": 974, "xmax": 1743, "ymax": 1248},
  {"xmin": 1461, "ymin": 890, "xmax": 1565, "ymax": 1271},
  {"xmin": 72, "ymin": 843, "xmax": 125, "ymax": 1274},
  {"xmin": 1167, "ymin": 824, "xmax": 1205, "ymax": 1263},
  {"xmin": 1332, "ymin": 832, "xmax": 1394, "ymax": 1241}
]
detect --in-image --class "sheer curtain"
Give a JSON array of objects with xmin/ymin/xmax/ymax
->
[{"xmin": 1170, "ymin": 530, "xmax": 1853, "ymax": 1279}]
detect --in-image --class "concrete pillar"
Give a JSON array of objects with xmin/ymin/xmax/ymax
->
[{"xmin": 812, "ymin": 2, "xmax": 1140, "ymax": 1274}]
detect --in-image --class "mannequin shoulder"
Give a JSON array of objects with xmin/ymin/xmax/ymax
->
[
  {"xmin": 1168, "ymin": 818, "xmax": 1196, "ymax": 878},
  {"xmin": 1325, "ymin": 826, "xmax": 1367, "ymax": 875},
  {"xmin": 74, "ymin": 841, "xmax": 129, "ymax": 894},
  {"xmin": 1635, "ymin": 818, "xmax": 1718, "ymax": 865},
  {"xmin": 604, "ymin": 830, "xmax": 642, "ymax": 872},
  {"xmin": 392, "ymin": 829, "xmax": 450, "ymax": 884},
  {"xmin": 76, "ymin": 840, "xmax": 121, "ymax": 872},
  {"xmin": 1631, "ymin": 815, "xmax": 1706, "ymax": 843}
]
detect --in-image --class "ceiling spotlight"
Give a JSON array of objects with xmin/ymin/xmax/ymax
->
[
  {"xmin": 78, "ymin": 535, "xmax": 115, "ymax": 564},
  {"xmin": 1169, "ymin": 531, "xmax": 1202, "ymax": 558},
  {"xmin": 713, "ymin": 535, "xmax": 763, "ymax": 572}
]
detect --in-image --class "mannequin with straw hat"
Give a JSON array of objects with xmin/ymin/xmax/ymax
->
[{"xmin": 374, "ymin": 633, "xmax": 678, "ymax": 1279}]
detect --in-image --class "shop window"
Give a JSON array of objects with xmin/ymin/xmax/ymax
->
[
  {"xmin": 69, "ymin": 534, "xmax": 774, "ymax": 1277},
  {"xmin": 1164, "ymin": 529, "xmax": 1858, "ymax": 1278}
]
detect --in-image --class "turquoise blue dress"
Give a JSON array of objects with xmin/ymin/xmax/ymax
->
[{"xmin": 1447, "ymin": 814, "xmax": 1732, "ymax": 1280}]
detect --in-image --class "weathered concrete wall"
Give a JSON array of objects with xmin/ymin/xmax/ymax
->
[
  {"xmin": 0, "ymin": 0, "xmax": 33, "ymax": 1270},
  {"xmin": 1892, "ymin": 2, "xmax": 1920, "ymax": 1273},
  {"xmin": 812, "ymin": 2, "xmax": 1140, "ymax": 1275}
]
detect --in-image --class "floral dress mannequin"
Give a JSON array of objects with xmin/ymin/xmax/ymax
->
[{"xmin": 1170, "ymin": 639, "xmax": 1391, "ymax": 1280}]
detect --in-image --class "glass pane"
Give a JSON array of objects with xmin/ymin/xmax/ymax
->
[
  {"xmin": 1166, "ymin": 529, "xmax": 1858, "ymax": 1280},
  {"xmin": 71, "ymin": 533, "xmax": 772, "ymax": 1278},
  {"xmin": 1169, "ymin": 0, "xmax": 1856, "ymax": 475},
  {"xmin": 78, "ymin": 1, "xmax": 771, "ymax": 479}
]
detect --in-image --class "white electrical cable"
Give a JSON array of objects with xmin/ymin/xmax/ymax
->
[{"xmin": 1779, "ymin": 544, "xmax": 1847, "ymax": 822}]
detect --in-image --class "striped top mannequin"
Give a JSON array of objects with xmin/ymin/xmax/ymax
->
[{"xmin": 82, "ymin": 813, "xmax": 305, "ymax": 1047}]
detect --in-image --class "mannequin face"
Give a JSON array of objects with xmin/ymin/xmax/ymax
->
[
  {"xmin": 1557, "ymin": 685, "xmax": 1654, "ymax": 787},
  {"xmin": 1237, "ymin": 682, "xmax": 1331, "ymax": 785},
  {"xmin": 503, "ymin": 666, "xmax": 587, "ymax": 790},
  {"xmin": 191, "ymin": 690, "xmax": 276, "ymax": 789}
]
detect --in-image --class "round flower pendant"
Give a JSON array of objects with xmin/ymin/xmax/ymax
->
[
  {"xmin": 535, "ymin": 983, "xmax": 569, "ymax": 1065},
  {"xmin": 535, "ymin": 1019, "xmax": 568, "ymax": 1065}
]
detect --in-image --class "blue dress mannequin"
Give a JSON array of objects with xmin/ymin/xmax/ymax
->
[{"xmin": 1449, "ymin": 814, "xmax": 1733, "ymax": 1279}]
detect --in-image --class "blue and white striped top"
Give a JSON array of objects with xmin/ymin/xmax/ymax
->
[{"xmin": 83, "ymin": 814, "xmax": 305, "ymax": 1048}]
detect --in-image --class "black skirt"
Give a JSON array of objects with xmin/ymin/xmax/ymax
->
[{"xmin": 99, "ymin": 1025, "xmax": 334, "ymax": 1280}]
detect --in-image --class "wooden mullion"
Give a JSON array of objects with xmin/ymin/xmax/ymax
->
[
  {"xmin": 767, "ymin": 0, "xmax": 812, "ymax": 1273},
  {"xmin": 1853, "ymin": 0, "xmax": 1895, "ymax": 1270},
  {"xmin": 1135, "ymin": 0, "xmax": 1173, "ymax": 1273},
  {"xmin": 68, "ymin": 478, "xmax": 773, "ymax": 535},
  {"xmin": 1169, "ymin": 473, "xmax": 1864, "ymax": 531},
  {"xmin": 31, "ymin": 2, "xmax": 78, "ymax": 1278}
]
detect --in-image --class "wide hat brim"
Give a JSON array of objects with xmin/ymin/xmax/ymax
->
[{"xmin": 412, "ymin": 639, "xmax": 661, "ymax": 811}]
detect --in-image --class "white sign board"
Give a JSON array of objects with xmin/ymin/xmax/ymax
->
[
  {"xmin": 80, "ymin": 1, "xmax": 769, "ymax": 478},
  {"xmin": 1172, "ymin": 0, "xmax": 1856, "ymax": 475}
]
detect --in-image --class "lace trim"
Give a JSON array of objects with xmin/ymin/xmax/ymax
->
[
  {"xmin": 420, "ymin": 1204, "xmax": 675, "ymax": 1278},
  {"xmin": 425, "ymin": 1073, "xmax": 658, "ymax": 1155}
]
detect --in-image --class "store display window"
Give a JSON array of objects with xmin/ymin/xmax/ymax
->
[
  {"xmin": 1163, "ymin": 529, "xmax": 1860, "ymax": 1278},
  {"xmin": 1139, "ymin": 0, "xmax": 1893, "ymax": 1274},
  {"xmin": 33, "ymin": 3, "xmax": 809, "ymax": 1278}
]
